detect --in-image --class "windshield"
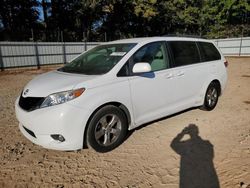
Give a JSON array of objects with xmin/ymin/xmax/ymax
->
[{"xmin": 58, "ymin": 43, "xmax": 136, "ymax": 75}]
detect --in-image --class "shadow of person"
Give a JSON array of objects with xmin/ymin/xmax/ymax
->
[{"xmin": 171, "ymin": 124, "xmax": 220, "ymax": 188}]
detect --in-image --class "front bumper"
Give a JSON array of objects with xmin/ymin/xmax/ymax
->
[{"xmin": 15, "ymin": 98, "xmax": 89, "ymax": 151}]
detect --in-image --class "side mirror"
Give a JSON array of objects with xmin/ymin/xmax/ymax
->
[{"xmin": 132, "ymin": 63, "xmax": 151, "ymax": 73}]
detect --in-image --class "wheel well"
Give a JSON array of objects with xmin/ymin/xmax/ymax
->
[
  {"xmin": 211, "ymin": 80, "xmax": 221, "ymax": 96},
  {"xmin": 83, "ymin": 102, "xmax": 131, "ymax": 148}
]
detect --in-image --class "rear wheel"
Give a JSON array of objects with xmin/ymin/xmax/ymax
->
[
  {"xmin": 86, "ymin": 105, "xmax": 128, "ymax": 152},
  {"xmin": 202, "ymin": 82, "xmax": 220, "ymax": 111}
]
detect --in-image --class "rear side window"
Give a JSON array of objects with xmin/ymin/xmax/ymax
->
[
  {"xmin": 168, "ymin": 41, "xmax": 200, "ymax": 67},
  {"xmin": 198, "ymin": 42, "xmax": 221, "ymax": 61}
]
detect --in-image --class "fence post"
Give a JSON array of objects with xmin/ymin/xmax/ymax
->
[
  {"xmin": 0, "ymin": 44, "xmax": 4, "ymax": 71},
  {"xmin": 239, "ymin": 37, "xmax": 243, "ymax": 56},
  {"xmin": 104, "ymin": 32, "xmax": 107, "ymax": 42},
  {"xmin": 84, "ymin": 40, "xmax": 87, "ymax": 51},
  {"xmin": 34, "ymin": 42, "xmax": 40, "ymax": 69},
  {"xmin": 62, "ymin": 42, "xmax": 66, "ymax": 64}
]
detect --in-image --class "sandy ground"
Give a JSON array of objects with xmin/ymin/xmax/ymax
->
[{"xmin": 0, "ymin": 57, "xmax": 250, "ymax": 188}]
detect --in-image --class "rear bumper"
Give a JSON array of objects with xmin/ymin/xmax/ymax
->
[
  {"xmin": 15, "ymin": 98, "xmax": 89, "ymax": 151},
  {"xmin": 220, "ymin": 69, "xmax": 228, "ymax": 95}
]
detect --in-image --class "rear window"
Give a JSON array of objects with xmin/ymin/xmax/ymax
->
[
  {"xmin": 168, "ymin": 41, "xmax": 200, "ymax": 67},
  {"xmin": 198, "ymin": 42, "xmax": 221, "ymax": 61}
]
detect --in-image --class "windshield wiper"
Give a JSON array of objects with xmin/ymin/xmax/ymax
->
[{"xmin": 58, "ymin": 67, "xmax": 83, "ymax": 74}]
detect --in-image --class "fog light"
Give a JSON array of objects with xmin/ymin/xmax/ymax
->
[{"xmin": 51, "ymin": 134, "xmax": 65, "ymax": 142}]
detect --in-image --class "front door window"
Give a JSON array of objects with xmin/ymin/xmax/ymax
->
[{"xmin": 133, "ymin": 42, "xmax": 170, "ymax": 72}]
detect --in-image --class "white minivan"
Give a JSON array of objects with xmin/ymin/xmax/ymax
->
[{"xmin": 15, "ymin": 37, "xmax": 228, "ymax": 152}]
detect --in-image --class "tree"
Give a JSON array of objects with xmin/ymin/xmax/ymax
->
[
  {"xmin": 0, "ymin": 0, "xmax": 39, "ymax": 41},
  {"xmin": 0, "ymin": 0, "xmax": 249, "ymax": 41},
  {"xmin": 206, "ymin": 0, "xmax": 250, "ymax": 38},
  {"xmin": 74, "ymin": 0, "xmax": 103, "ymax": 41}
]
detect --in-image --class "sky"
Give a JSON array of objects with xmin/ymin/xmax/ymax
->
[
  {"xmin": 38, "ymin": 6, "xmax": 44, "ymax": 21},
  {"xmin": 37, "ymin": 0, "xmax": 51, "ymax": 21}
]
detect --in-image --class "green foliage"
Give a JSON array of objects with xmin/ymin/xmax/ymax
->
[
  {"xmin": 133, "ymin": 0, "xmax": 158, "ymax": 19},
  {"xmin": 0, "ymin": 0, "xmax": 249, "ymax": 41}
]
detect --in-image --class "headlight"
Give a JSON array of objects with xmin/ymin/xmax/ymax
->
[{"xmin": 40, "ymin": 88, "xmax": 85, "ymax": 108}]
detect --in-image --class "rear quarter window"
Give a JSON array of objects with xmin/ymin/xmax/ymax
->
[
  {"xmin": 168, "ymin": 41, "xmax": 200, "ymax": 67},
  {"xmin": 198, "ymin": 42, "xmax": 221, "ymax": 62}
]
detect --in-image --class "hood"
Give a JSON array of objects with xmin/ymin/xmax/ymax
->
[{"xmin": 22, "ymin": 71, "xmax": 98, "ymax": 97}]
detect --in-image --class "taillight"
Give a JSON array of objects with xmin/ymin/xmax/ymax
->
[{"xmin": 224, "ymin": 61, "xmax": 228, "ymax": 67}]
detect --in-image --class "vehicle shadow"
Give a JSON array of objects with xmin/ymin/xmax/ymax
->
[{"xmin": 170, "ymin": 124, "xmax": 220, "ymax": 188}]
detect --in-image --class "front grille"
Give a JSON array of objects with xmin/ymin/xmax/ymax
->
[
  {"xmin": 23, "ymin": 126, "xmax": 36, "ymax": 138},
  {"xmin": 19, "ymin": 95, "xmax": 44, "ymax": 111}
]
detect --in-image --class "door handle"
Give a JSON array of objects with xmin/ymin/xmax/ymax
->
[
  {"xmin": 176, "ymin": 71, "xmax": 184, "ymax": 76},
  {"xmin": 165, "ymin": 73, "xmax": 173, "ymax": 79}
]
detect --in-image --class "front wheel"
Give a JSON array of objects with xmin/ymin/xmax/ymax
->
[
  {"xmin": 86, "ymin": 105, "xmax": 128, "ymax": 153},
  {"xmin": 201, "ymin": 82, "xmax": 220, "ymax": 111}
]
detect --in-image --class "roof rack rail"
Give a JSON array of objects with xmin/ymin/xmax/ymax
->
[{"xmin": 161, "ymin": 34, "xmax": 206, "ymax": 39}]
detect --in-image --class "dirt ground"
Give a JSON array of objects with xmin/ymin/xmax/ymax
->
[{"xmin": 0, "ymin": 57, "xmax": 250, "ymax": 188}]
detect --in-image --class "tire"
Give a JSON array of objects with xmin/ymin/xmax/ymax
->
[
  {"xmin": 86, "ymin": 105, "xmax": 128, "ymax": 153},
  {"xmin": 201, "ymin": 82, "xmax": 220, "ymax": 111}
]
